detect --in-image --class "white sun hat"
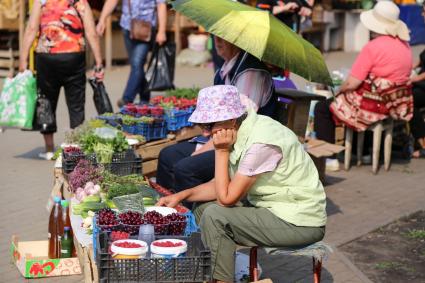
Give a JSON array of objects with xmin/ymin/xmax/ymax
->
[{"xmin": 360, "ymin": 1, "xmax": 410, "ymax": 41}]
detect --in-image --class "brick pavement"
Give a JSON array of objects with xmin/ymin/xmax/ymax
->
[{"xmin": 256, "ymin": 158, "xmax": 425, "ymax": 282}]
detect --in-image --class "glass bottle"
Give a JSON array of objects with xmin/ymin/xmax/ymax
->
[
  {"xmin": 48, "ymin": 196, "xmax": 63, "ymax": 259},
  {"xmin": 60, "ymin": 227, "xmax": 73, "ymax": 258}
]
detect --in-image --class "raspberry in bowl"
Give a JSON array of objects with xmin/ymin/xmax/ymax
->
[
  {"xmin": 111, "ymin": 239, "xmax": 148, "ymax": 259},
  {"xmin": 150, "ymin": 239, "xmax": 187, "ymax": 258}
]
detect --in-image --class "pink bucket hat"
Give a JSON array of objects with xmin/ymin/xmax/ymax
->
[{"xmin": 188, "ymin": 85, "xmax": 246, "ymax": 124}]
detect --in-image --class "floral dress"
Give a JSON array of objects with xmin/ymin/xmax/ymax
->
[
  {"xmin": 36, "ymin": 0, "xmax": 86, "ymax": 54},
  {"xmin": 330, "ymin": 76, "xmax": 413, "ymax": 131}
]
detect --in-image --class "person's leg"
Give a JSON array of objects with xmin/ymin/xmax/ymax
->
[
  {"xmin": 198, "ymin": 203, "xmax": 325, "ymax": 282},
  {"xmin": 62, "ymin": 53, "xmax": 86, "ymax": 129},
  {"xmin": 156, "ymin": 141, "xmax": 197, "ymax": 190},
  {"xmin": 137, "ymin": 42, "xmax": 151, "ymax": 103},
  {"xmin": 35, "ymin": 53, "xmax": 62, "ymax": 153},
  {"xmin": 410, "ymin": 86, "xmax": 425, "ymax": 157},
  {"xmin": 122, "ymin": 30, "xmax": 150, "ymax": 103},
  {"xmin": 314, "ymin": 99, "xmax": 335, "ymax": 144},
  {"xmin": 173, "ymin": 150, "xmax": 215, "ymax": 192}
]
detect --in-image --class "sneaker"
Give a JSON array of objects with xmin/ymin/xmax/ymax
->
[
  {"xmin": 326, "ymin": 158, "xmax": 340, "ymax": 172},
  {"xmin": 38, "ymin": 152, "xmax": 54, "ymax": 160}
]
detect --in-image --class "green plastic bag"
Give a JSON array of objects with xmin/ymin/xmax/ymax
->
[{"xmin": 0, "ymin": 71, "xmax": 37, "ymax": 129}]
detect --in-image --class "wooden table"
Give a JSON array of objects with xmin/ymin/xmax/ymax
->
[{"xmin": 275, "ymin": 88, "xmax": 326, "ymax": 137}]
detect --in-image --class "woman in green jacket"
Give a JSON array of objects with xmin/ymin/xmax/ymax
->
[{"xmin": 157, "ymin": 85, "xmax": 326, "ymax": 283}]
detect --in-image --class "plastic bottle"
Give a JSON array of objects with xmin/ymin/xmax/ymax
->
[
  {"xmin": 60, "ymin": 227, "xmax": 73, "ymax": 258},
  {"xmin": 138, "ymin": 224, "xmax": 155, "ymax": 257},
  {"xmin": 48, "ymin": 196, "xmax": 63, "ymax": 259},
  {"xmin": 61, "ymin": 200, "xmax": 76, "ymax": 256}
]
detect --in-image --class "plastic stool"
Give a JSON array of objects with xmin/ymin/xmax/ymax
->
[{"xmin": 344, "ymin": 119, "xmax": 394, "ymax": 174}]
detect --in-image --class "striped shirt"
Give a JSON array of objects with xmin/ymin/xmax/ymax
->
[{"xmin": 219, "ymin": 53, "xmax": 274, "ymax": 111}]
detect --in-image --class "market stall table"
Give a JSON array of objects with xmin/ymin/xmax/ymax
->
[{"xmin": 275, "ymin": 88, "xmax": 327, "ymax": 137}]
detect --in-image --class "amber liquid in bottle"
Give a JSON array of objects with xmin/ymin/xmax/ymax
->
[{"xmin": 48, "ymin": 197, "xmax": 63, "ymax": 259}]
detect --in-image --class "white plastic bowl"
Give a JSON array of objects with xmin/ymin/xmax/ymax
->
[
  {"xmin": 111, "ymin": 239, "xmax": 148, "ymax": 257},
  {"xmin": 150, "ymin": 239, "xmax": 187, "ymax": 258},
  {"xmin": 145, "ymin": 206, "xmax": 177, "ymax": 216}
]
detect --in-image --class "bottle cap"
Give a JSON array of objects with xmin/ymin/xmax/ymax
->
[
  {"xmin": 61, "ymin": 200, "xmax": 69, "ymax": 207},
  {"xmin": 64, "ymin": 226, "xmax": 71, "ymax": 231},
  {"xmin": 54, "ymin": 196, "xmax": 61, "ymax": 203}
]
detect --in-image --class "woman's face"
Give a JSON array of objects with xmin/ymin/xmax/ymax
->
[{"xmin": 214, "ymin": 37, "xmax": 240, "ymax": 61}]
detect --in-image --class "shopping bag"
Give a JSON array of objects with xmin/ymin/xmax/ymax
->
[
  {"xmin": 89, "ymin": 78, "xmax": 113, "ymax": 115},
  {"xmin": 146, "ymin": 42, "xmax": 176, "ymax": 91},
  {"xmin": 32, "ymin": 93, "xmax": 55, "ymax": 131},
  {"xmin": 0, "ymin": 71, "xmax": 37, "ymax": 129}
]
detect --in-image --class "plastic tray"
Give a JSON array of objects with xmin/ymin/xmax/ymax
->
[
  {"xmin": 96, "ymin": 232, "xmax": 211, "ymax": 282},
  {"xmin": 135, "ymin": 120, "xmax": 167, "ymax": 141},
  {"xmin": 62, "ymin": 149, "xmax": 142, "ymax": 176}
]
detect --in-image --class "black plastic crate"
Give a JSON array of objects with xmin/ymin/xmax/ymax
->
[
  {"xmin": 96, "ymin": 232, "xmax": 211, "ymax": 283},
  {"xmin": 62, "ymin": 149, "xmax": 142, "ymax": 176}
]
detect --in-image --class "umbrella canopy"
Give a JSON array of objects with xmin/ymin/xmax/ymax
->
[{"xmin": 172, "ymin": 0, "xmax": 332, "ymax": 85}]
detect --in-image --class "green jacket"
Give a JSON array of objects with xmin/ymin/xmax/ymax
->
[{"xmin": 229, "ymin": 110, "xmax": 327, "ymax": 227}]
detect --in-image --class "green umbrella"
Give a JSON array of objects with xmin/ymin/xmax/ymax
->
[{"xmin": 172, "ymin": 0, "xmax": 332, "ymax": 85}]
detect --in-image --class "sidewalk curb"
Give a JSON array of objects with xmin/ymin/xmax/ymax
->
[{"xmin": 333, "ymin": 248, "xmax": 374, "ymax": 283}]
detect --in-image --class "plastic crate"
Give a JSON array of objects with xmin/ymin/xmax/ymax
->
[
  {"xmin": 122, "ymin": 124, "xmax": 137, "ymax": 134},
  {"xmin": 135, "ymin": 120, "xmax": 167, "ymax": 141},
  {"xmin": 164, "ymin": 108, "xmax": 194, "ymax": 131},
  {"xmin": 96, "ymin": 232, "xmax": 211, "ymax": 283},
  {"xmin": 62, "ymin": 149, "xmax": 142, "ymax": 175}
]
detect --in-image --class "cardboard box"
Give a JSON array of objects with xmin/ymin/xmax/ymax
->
[
  {"xmin": 10, "ymin": 236, "xmax": 82, "ymax": 278},
  {"xmin": 305, "ymin": 139, "xmax": 344, "ymax": 158}
]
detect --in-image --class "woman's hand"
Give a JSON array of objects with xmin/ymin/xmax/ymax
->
[
  {"xmin": 155, "ymin": 31, "xmax": 167, "ymax": 46},
  {"xmin": 92, "ymin": 65, "xmax": 105, "ymax": 82},
  {"xmin": 299, "ymin": 7, "xmax": 312, "ymax": 17},
  {"xmin": 284, "ymin": 2, "xmax": 299, "ymax": 12},
  {"xmin": 18, "ymin": 61, "xmax": 28, "ymax": 73},
  {"xmin": 96, "ymin": 20, "xmax": 106, "ymax": 36},
  {"xmin": 156, "ymin": 194, "xmax": 183, "ymax": 208},
  {"xmin": 213, "ymin": 129, "xmax": 237, "ymax": 152}
]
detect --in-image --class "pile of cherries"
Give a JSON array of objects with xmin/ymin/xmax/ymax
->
[
  {"xmin": 97, "ymin": 208, "xmax": 119, "ymax": 227},
  {"xmin": 166, "ymin": 213, "xmax": 187, "ymax": 236},
  {"xmin": 63, "ymin": 146, "xmax": 83, "ymax": 161},
  {"xmin": 118, "ymin": 211, "xmax": 144, "ymax": 234},
  {"xmin": 109, "ymin": 210, "xmax": 187, "ymax": 236},
  {"xmin": 143, "ymin": 211, "xmax": 170, "ymax": 235}
]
